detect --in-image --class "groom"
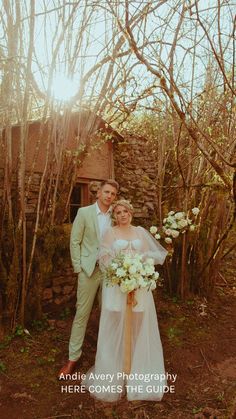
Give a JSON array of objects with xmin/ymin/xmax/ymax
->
[{"xmin": 59, "ymin": 179, "xmax": 119, "ymax": 376}]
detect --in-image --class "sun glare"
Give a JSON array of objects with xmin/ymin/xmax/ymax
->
[{"xmin": 51, "ymin": 74, "xmax": 76, "ymax": 101}]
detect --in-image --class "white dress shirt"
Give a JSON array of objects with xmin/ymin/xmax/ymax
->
[{"xmin": 95, "ymin": 201, "xmax": 112, "ymax": 240}]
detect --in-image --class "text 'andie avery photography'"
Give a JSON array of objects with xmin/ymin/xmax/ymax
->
[{"xmin": 59, "ymin": 371, "xmax": 177, "ymax": 394}]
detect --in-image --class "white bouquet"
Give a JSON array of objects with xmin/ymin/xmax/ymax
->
[
  {"xmin": 104, "ymin": 253, "xmax": 160, "ymax": 292},
  {"xmin": 150, "ymin": 207, "xmax": 200, "ymax": 245}
]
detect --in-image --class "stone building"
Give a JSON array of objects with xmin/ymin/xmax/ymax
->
[
  {"xmin": 0, "ymin": 112, "xmax": 159, "ymax": 310},
  {"xmin": 0, "ymin": 111, "xmax": 121, "ymax": 220}
]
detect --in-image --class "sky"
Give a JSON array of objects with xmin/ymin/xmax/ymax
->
[{"xmin": 0, "ymin": 0, "xmax": 235, "ymax": 116}]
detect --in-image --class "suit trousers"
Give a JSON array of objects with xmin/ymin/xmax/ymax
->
[{"xmin": 69, "ymin": 267, "xmax": 102, "ymax": 361}]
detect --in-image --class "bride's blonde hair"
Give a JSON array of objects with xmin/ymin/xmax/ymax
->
[{"xmin": 112, "ymin": 199, "xmax": 134, "ymax": 214}]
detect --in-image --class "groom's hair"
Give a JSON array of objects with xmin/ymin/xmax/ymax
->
[{"xmin": 100, "ymin": 179, "xmax": 119, "ymax": 191}]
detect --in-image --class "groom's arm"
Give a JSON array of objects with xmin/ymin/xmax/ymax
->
[{"xmin": 70, "ymin": 208, "xmax": 85, "ymax": 273}]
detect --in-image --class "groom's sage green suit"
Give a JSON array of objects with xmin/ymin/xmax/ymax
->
[{"xmin": 69, "ymin": 203, "xmax": 109, "ymax": 361}]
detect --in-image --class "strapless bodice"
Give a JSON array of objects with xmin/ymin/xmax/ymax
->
[{"xmin": 112, "ymin": 239, "xmax": 142, "ymax": 252}]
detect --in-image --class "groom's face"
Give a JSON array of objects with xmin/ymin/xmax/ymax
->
[{"xmin": 97, "ymin": 183, "xmax": 117, "ymax": 209}]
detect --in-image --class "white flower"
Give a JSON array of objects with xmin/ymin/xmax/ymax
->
[
  {"xmin": 111, "ymin": 262, "xmax": 118, "ymax": 270},
  {"xmin": 165, "ymin": 228, "xmax": 172, "ymax": 236},
  {"xmin": 192, "ymin": 207, "xmax": 200, "ymax": 216},
  {"xmin": 163, "ymin": 218, "xmax": 167, "ymax": 224},
  {"xmin": 138, "ymin": 277, "xmax": 147, "ymax": 288},
  {"xmin": 174, "ymin": 212, "xmax": 185, "ymax": 220},
  {"xmin": 169, "ymin": 221, "xmax": 178, "ymax": 229},
  {"xmin": 129, "ymin": 265, "xmax": 137, "ymax": 275},
  {"xmin": 120, "ymin": 282, "xmax": 131, "ymax": 293},
  {"xmin": 144, "ymin": 265, "xmax": 155, "ymax": 275},
  {"xmin": 150, "ymin": 226, "xmax": 158, "ymax": 234},
  {"xmin": 139, "ymin": 267, "xmax": 146, "ymax": 275},
  {"xmin": 133, "ymin": 254, "xmax": 143, "ymax": 262},
  {"xmin": 154, "ymin": 271, "xmax": 159, "ymax": 279},
  {"xmin": 187, "ymin": 218, "xmax": 192, "ymax": 225},
  {"xmin": 177, "ymin": 219, "xmax": 188, "ymax": 229},
  {"xmin": 146, "ymin": 258, "xmax": 154, "ymax": 266},
  {"xmin": 150, "ymin": 280, "xmax": 157, "ymax": 290},
  {"xmin": 166, "ymin": 216, "xmax": 176, "ymax": 224},
  {"xmin": 155, "ymin": 233, "xmax": 161, "ymax": 240},
  {"xmin": 123, "ymin": 255, "xmax": 132, "ymax": 268},
  {"xmin": 165, "ymin": 237, "xmax": 172, "ymax": 244},
  {"xmin": 116, "ymin": 268, "xmax": 126, "ymax": 277},
  {"xmin": 189, "ymin": 224, "xmax": 196, "ymax": 232},
  {"xmin": 171, "ymin": 229, "xmax": 179, "ymax": 238},
  {"xmin": 137, "ymin": 262, "xmax": 143, "ymax": 271},
  {"xmin": 121, "ymin": 278, "xmax": 137, "ymax": 293},
  {"xmin": 168, "ymin": 211, "xmax": 175, "ymax": 216}
]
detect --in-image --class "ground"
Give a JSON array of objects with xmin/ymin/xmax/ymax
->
[{"xmin": 0, "ymin": 246, "xmax": 236, "ymax": 419}]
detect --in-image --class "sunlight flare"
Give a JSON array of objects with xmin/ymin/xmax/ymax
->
[{"xmin": 51, "ymin": 74, "xmax": 76, "ymax": 101}]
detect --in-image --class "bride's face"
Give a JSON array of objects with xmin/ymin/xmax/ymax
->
[{"xmin": 114, "ymin": 205, "xmax": 132, "ymax": 226}]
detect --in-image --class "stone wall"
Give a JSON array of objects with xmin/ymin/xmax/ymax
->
[
  {"xmin": 42, "ymin": 263, "xmax": 77, "ymax": 309},
  {"xmin": 113, "ymin": 133, "xmax": 158, "ymax": 227}
]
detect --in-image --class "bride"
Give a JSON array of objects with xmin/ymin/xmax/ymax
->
[{"xmin": 82, "ymin": 199, "xmax": 168, "ymax": 402}]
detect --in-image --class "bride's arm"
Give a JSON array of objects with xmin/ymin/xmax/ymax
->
[{"xmin": 137, "ymin": 226, "xmax": 168, "ymax": 265}]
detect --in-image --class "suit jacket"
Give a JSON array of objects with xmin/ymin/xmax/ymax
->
[{"xmin": 70, "ymin": 203, "xmax": 102, "ymax": 277}]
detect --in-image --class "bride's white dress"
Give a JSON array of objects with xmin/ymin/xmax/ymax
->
[{"xmin": 82, "ymin": 226, "xmax": 168, "ymax": 402}]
